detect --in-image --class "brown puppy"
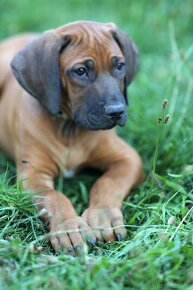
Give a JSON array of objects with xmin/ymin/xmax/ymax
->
[{"xmin": 0, "ymin": 21, "xmax": 144, "ymax": 254}]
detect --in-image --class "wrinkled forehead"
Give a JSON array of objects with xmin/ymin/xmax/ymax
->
[{"xmin": 57, "ymin": 21, "xmax": 124, "ymax": 66}]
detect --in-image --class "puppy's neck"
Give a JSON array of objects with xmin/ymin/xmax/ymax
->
[{"xmin": 54, "ymin": 112, "xmax": 84, "ymax": 139}]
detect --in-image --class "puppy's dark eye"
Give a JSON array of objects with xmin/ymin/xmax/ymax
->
[
  {"xmin": 74, "ymin": 67, "xmax": 87, "ymax": 76},
  {"xmin": 116, "ymin": 62, "xmax": 125, "ymax": 71}
]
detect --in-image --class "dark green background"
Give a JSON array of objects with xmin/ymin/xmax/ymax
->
[{"xmin": 0, "ymin": 0, "xmax": 192, "ymax": 54}]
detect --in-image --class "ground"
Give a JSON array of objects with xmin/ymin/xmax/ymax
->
[{"xmin": 0, "ymin": 0, "xmax": 193, "ymax": 289}]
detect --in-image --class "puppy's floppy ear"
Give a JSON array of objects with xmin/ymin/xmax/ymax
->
[
  {"xmin": 111, "ymin": 26, "xmax": 139, "ymax": 104},
  {"xmin": 11, "ymin": 31, "xmax": 71, "ymax": 115}
]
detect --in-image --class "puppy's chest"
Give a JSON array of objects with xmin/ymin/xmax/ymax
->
[{"xmin": 52, "ymin": 137, "xmax": 91, "ymax": 174}]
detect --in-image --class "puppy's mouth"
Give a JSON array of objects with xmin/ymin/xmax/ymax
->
[{"xmin": 74, "ymin": 111, "xmax": 127, "ymax": 130}]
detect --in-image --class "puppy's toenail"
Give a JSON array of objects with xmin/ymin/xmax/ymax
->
[
  {"xmin": 86, "ymin": 237, "xmax": 96, "ymax": 246},
  {"xmin": 75, "ymin": 245, "xmax": 82, "ymax": 252},
  {"xmin": 115, "ymin": 233, "xmax": 122, "ymax": 241},
  {"xmin": 67, "ymin": 246, "xmax": 73, "ymax": 253}
]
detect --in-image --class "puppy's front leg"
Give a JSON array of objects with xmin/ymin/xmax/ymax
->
[
  {"xmin": 82, "ymin": 133, "xmax": 144, "ymax": 242},
  {"xmin": 18, "ymin": 159, "xmax": 95, "ymax": 254}
]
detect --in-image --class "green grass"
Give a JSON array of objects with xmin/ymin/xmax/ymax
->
[{"xmin": 0, "ymin": 0, "xmax": 193, "ymax": 289}]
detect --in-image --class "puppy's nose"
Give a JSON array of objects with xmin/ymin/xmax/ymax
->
[{"xmin": 104, "ymin": 104, "xmax": 125, "ymax": 121}]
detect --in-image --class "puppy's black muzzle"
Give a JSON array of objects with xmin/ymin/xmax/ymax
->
[{"xmin": 73, "ymin": 74, "xmax": 128, "ymax": 130}]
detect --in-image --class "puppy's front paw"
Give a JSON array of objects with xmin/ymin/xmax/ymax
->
[
  {"xmin": 49, "ymin": 217, "xmax": 96, "ymax": 255},
  {"xmin": 82, "ymin": 207, "xmax": 127, "ymax": 242}
]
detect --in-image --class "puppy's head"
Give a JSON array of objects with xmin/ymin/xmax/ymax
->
[{"xmin": 11, "ymin": 21, "xmax": 139, "ymax": 130}]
